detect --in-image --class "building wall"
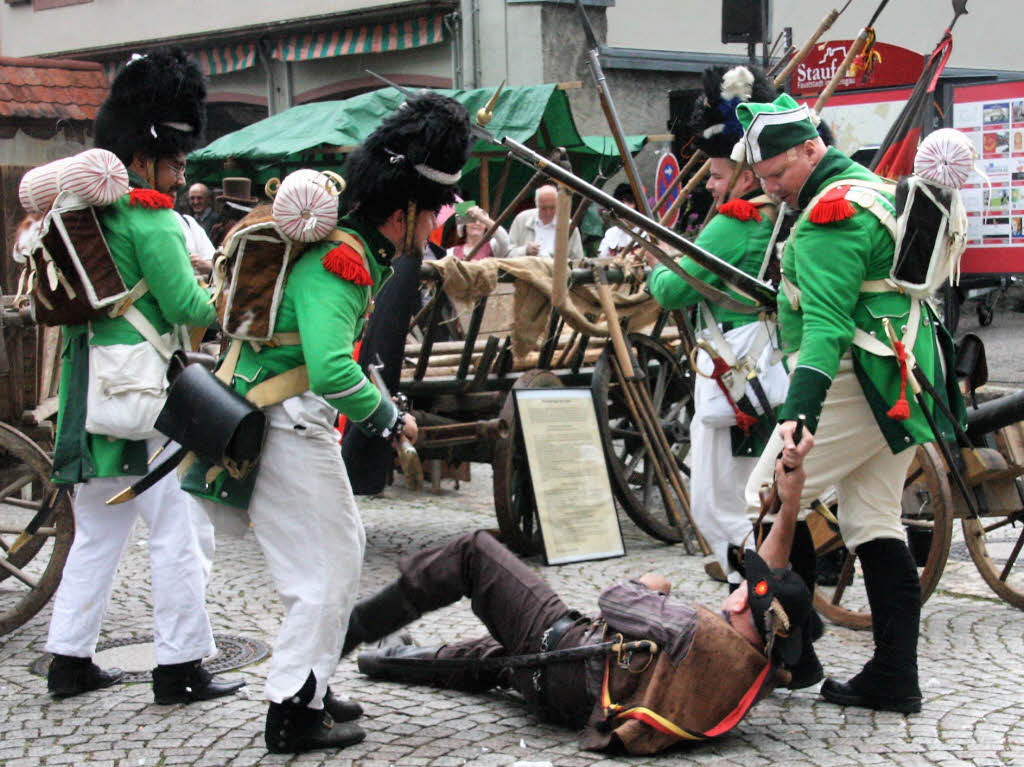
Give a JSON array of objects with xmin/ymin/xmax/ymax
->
[
  {"xmin": 607, "ymin": 0, "xmax": 1015, "ymax": 73},
  {"xmin": 0, "ymin": 0, "xmax": 391, "ymax": 57}
]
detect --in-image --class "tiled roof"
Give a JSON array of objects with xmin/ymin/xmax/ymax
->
[{"xmin": 0, "ymin": 55, "xmax": 106, "ymax": 121}]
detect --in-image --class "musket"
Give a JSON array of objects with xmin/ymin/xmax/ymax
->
[
  {"xmin": 502, "ymin": 136, "xmax": 777, "ymax": 311},
  {"xmin": 379, "ymin": 637, "xmax": 658, "ymax": 672},
  {"xmin": 574, "ymin": 0, "xmax": 650, "ymax": 219}
]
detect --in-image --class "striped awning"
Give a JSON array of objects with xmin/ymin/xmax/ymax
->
[
  {"xmin": 194, "ymin": 42, "xmax": 258, "ymax": 76},
  {"xmin": 273, "ymin": 13, "xmax": 447, "ymax": 62},
  {"xmin": 102, "ymin": 42, "xmax": 257, "ymax": 83}
]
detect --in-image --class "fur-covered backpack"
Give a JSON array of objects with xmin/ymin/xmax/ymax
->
[
  {"xmin": 14, "ymin": 149, "xmax": 131, "ymax": 326},
  {"xmin": 213, "ymin": 169, "xmax": 345, "ymax": 343}
]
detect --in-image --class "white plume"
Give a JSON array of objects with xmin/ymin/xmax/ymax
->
[{"xmin": 721, "ymin": 66, "xmax": 755, "ymax": 101}]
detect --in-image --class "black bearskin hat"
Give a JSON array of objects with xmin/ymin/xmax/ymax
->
[
  {"xmin": 688, "ymin": 65, "xmax": 777, "ymax": 159},
  {"xmin": 341, "ymin": 91, "xmax": 472, "ymax": 226},
  {"xmin": 94, "ymin": 47, "xmax": 206, "ymax": 165}
]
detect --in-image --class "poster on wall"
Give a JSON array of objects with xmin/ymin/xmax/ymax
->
[
  {"xmin": 796, "ymin": 87, "xmax": 913, "ymax": 159},
  {"xmin": 952, "ymin": 80, "xmax": 1024, "ymax": 274}
]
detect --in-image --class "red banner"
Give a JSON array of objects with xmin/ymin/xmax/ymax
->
[{"xmin": 789, "ymin": 40, "xmax": 925, "ymax": 97}]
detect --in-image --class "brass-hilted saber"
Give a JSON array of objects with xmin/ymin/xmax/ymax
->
[{"xmin": 502, "ymin": 137, "xmax": 777, "ymax": 311}]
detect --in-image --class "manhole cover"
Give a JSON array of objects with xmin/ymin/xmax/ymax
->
[{"xmin": 31, "ymin": 633, "xmax": 271, "ymax": 684}]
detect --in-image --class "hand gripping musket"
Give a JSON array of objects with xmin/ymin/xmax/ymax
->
[{"xmin": 367, "ymin": 354, "xmax": 423, "ymax": 490}]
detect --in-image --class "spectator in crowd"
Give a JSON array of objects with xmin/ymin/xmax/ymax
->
[
  {"xmin": 209, "ymin": 177, "xmax": 258, "ymax": 247},
  {"xmin": 446, "ymin": 204, "xmax": 509, "ymax": 260},
  {"xmin": 188, "ymin": 182, "xmax": 220, "ymax": 238},
  {"xmin": 508, "ymin": 184, "xmax": 583, "ymax": 260},
  {"xmin": 597, "ymin": 182, "xmax": 643, "ymax": 258}
]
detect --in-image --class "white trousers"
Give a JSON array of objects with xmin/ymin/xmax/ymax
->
[
  {"xmin": 689, "ymin": 417, "xmax": 759, "ymax": 584},
  {"xmin": 744, "ymin": 362, "xmax": 915, "ymax": 552},
  {"xmin": 208, "ymin": 404, "xmax": 366, "ymax": 707},
  {"xmin": 46, "ymin": 438, "xmax": 215, "ymax": 664}
]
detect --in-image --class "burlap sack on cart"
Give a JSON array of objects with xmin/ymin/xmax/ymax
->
[{"xmin": 430, "ymin": 255, "xmax": 660, "ymax": 359}]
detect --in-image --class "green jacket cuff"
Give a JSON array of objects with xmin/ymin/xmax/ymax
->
[
  {"xmin": 778, "ymin": 366, "xmax": 832, "ymax": 434},
  {"xmin": 354, "ymin": 396, "xmax": 399, "ymax": 438}
]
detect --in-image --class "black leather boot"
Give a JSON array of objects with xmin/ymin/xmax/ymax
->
[
  {"xmin": 821, "ymin": 538, "xmax": 923, "ymax": 714},
  {"xmin": 341, "ymin": 581, "xmax": 421, "ymax": 657},
  {"xmin": 152, "ymin": 660, "xmax": 245, "ymax": 704},
  {"xmin": 323, "ymin": 687, "xmax": 363, "ymax": 723},
  {"xmin": 358, "ymin": 644, "xmax": 502, "ymax": 693},
  {"xmin": 47, "ymin": 654, "xmax": 123, "ymax": 698},
  {"xmin": 785, "ymin": 521, "xmax": 825, "ymax": 690},
  {"xmin": 265, "ymin": 673, "xmax": 365, "ymax": 754}
]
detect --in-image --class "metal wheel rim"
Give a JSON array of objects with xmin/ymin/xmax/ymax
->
[{"xmin": 0, "ymin": 423, "xmax": 75, "ymax": 636}]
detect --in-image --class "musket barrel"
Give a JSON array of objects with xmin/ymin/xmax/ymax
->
[
  {"xmin": 501, "ymin": 137, "xmax": 777, "ymax": 309},
  {"xmin": 966, "ymin": 390, "xmax": 1024, "ymax": 444}
]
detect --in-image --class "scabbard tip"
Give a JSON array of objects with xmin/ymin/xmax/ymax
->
[{"xmin": 105, "ymin": 488, "xmax": 135, "ymax": 505}]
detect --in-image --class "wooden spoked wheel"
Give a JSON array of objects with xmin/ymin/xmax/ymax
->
[
  {"xmin": 492, "ymin": 369, "xmax": 563, "ymax": 556},
  {"xmin": 0, "ymin": 423, "xmax": 75, "ymax": 636},
  {"xmin": 962, "ymin": 507, "xmax": 1024, "ymax": 609},
  {"xmin": 591, "ymin": 334, "xmax": 692, "ymax": 545},
  {"xmin": 811, "ymin": 443, "xmax": 954, "ymax": 630}
]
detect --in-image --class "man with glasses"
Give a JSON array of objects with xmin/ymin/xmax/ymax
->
[
  {"xmin": 44, "ymin": 48, "xmax": 242, "ymax": 707},
  {"xmin": 508, "ymin": 184, "xmax": 583, "ymax": 259},
  {"xmin": 734, "ymin": 93, "xmax": 965, "ymax": 715}
]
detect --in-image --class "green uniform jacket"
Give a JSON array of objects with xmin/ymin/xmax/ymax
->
[
  {"xmin": 647, "ymin": 193, "xmax": 774, "ymax": 328},
  {"xmin": 52, "ymin": 179, "xmax": 216, "ymax": 485},
  {"xmin": 182, "ymin": 214, "xmax": 396, "ymax": 509},
  {"xmin": 777, "ymin": 148, "xmax": 965, "ymax": 450}
]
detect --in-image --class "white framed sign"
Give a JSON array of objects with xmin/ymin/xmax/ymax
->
[{"xmin": 513, "ymin": 387, "xmax": 625, "ymax": 565}]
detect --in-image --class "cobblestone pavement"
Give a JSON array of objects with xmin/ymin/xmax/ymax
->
[
  {"xmin": 2, "ymin": 457, "xmax": 1023, "ymax": 767},
  {"xmin": 3, "ymin": 308, "xmax": 1024, "ymax": 766}
]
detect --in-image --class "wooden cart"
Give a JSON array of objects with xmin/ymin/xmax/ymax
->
[
  {"xmin": 402, "ymin": 259, "xmax": 698, "ymax": 556},
  {"xmin": 0, "ymin": 299, "xmax": 75, "ymax": 636}
]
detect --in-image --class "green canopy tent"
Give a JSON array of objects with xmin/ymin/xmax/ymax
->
[{"xmin": 188, "ymin": 83, "xmax": 646, "ymax": 220}]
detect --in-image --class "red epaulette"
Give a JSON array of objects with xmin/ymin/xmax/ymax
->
[
  {"xmin": 718, "ymin": 198, "xmax": 762, "ymax": 222},
  {"xmin": 809, "ymin": 184, "xmax": 856, "ymax": 224},
  {"xmin": 128, "ymin": 188, "xmax": 174, "ymax": 209},
  {"xmin": 321, "ymin": 243, "xmax": 372, "ymax": 286}
]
